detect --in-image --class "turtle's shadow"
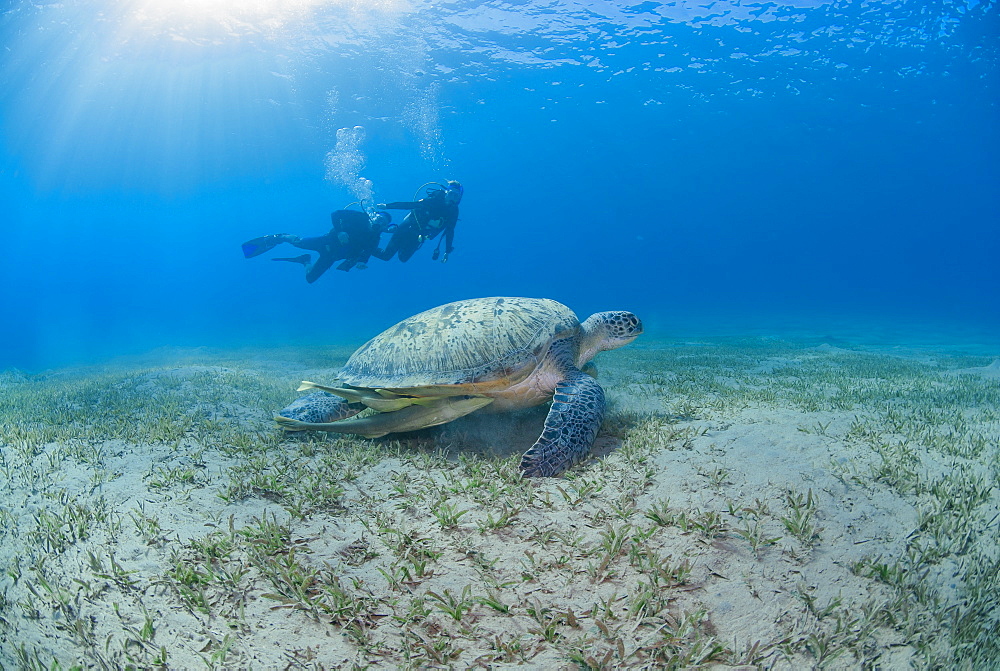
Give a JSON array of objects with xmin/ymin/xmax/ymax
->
[
  {"xmin": 283, "ymin": 400, "xmax": 659, "ymax": 469},
  {"xmin": 372, "ymin": 403, "xmax": 656, "ymax": 466},
  {"xmin": 377, "ymin": 406, "xmax": 551, "ymax": 463}
]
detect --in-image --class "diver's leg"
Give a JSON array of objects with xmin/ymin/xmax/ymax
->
[
  {"xmin": 396, "ymin": 234, "xmax": 419, "ymax": 263},
  {"xmin": 287, "ymin": 235, "xmax": 325, "ymax": 252},
  {"xmin": 305, "ymin": 252, "xmax": 336, "ymax": 283},
  {"xmin": 273, "ymin": 254, "xmax": 311, "ymax": 265}
]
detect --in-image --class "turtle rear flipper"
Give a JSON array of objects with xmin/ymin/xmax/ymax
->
[
  {"xmin": 275, "ymin": 395, "xmax": 494, "ymax": 438},
  {"xmin": 519, "ymin": 370, "xmax": 606, "ymax": 478},
  {"xmin": 298, "ymin": 380, "xmax": 421, "ymax": 411},
  {"xmin": 298, "ymin": 380, "xmax": 459, "ymax": 411}
]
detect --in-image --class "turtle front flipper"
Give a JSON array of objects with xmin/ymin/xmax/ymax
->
[
  {"xmin": 520, "ymin": 370, "xmax": 606, "ymax": 478},
  {"xmin": 277, "ymin": 391, "xmax": 365, "ymax": 429},
  {"xmin": 275, "ymin": 395, "xmax": 494, "ymax": 438}
]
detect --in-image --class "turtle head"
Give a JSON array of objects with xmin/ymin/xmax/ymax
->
[{"xmin": 577, "ymin": 310, "xmax": 643, "ymax": 365}]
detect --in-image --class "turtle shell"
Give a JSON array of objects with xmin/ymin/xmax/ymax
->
[{"xmin": 338, "ymin": 297, "xmax": 580, "ymax": 392}]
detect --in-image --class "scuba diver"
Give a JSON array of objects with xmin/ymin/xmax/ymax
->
[
  {"xmin": 242, "ymin": 208, "xmax": 391, "ymax": 284},
  {"xmin": 373, "ymin": 180, "xmax": 463, "ymax": 263}
]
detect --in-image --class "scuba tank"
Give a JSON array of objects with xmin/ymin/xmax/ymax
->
[{"xmin": 413, "ymin": 181, "xmax": 448, "ymax": 200}]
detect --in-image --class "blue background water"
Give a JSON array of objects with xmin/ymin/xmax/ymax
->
[{"xmin": 1, "ymin": 0, "xmax": 996, "ymax": 371}]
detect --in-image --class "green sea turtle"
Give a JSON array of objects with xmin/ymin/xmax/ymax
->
[{"xmin": 275, "ymin": 297, "xmax": 643, "ymax": 477}]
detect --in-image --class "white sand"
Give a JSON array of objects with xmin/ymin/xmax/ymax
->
[{"xmin": 1, "ymin": 338, "xmax": 997, "ymax": 668}]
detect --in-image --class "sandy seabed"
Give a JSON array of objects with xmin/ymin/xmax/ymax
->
[{"xmin": 1, "ymin": 336, "xmax": 998, "ymax": 670}]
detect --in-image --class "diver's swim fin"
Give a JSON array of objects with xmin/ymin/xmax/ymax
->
[
  {"xmin": 241, "ymin": 234, "xmax": 289, "ymax": 259},
  {"xmin": 273, "ymin": 254, "xmax": 310, "ymax": 266}
]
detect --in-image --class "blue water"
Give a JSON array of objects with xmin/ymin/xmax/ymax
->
[{"xmin": 1, "ymin": 0, "xmax": 997, "ymax": 371}]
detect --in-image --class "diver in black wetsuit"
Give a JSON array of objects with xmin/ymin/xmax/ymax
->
[
  {"xmin": 373, "ymin": 181, "xmax": 463, "ymax": 263},
  {"xmin": 242, "ymin": 209, "xmax": 391, "ymax": 284}
]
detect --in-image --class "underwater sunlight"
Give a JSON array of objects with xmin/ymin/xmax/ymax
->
[{"xmin": 110, "ymin": 0, "xmax": 394, "ymax": 43}]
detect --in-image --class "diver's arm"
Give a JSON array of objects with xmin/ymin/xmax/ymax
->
[
  {"xmin": 443, "ymin": 224, "xmax": 455, "ymax": 256},
  {"xmin": 443, "ymin": 209, "xmax": 458, "ymax": 255},
  {"xmin": 365, "ymin": 230, "xmax": 382, "ymax": 261},
  {"xmin": 347, "ymin": 231, "xmax": 380, "ymax": 268},
  {"xmin": 335, "ymin": 241, "xmax": 363, "ymax": 271},
  {"xmin": 352, "ymin": 239, "xmax": 373, "ymax": 266}
]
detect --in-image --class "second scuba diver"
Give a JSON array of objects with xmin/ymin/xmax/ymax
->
[
  {"xmin": 242, "ymin": 209, "xmax": 391, "ymax": 284},
  {"xmin": 374, "ymin": 180, "xmax": 463, "ymax": 263}
]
